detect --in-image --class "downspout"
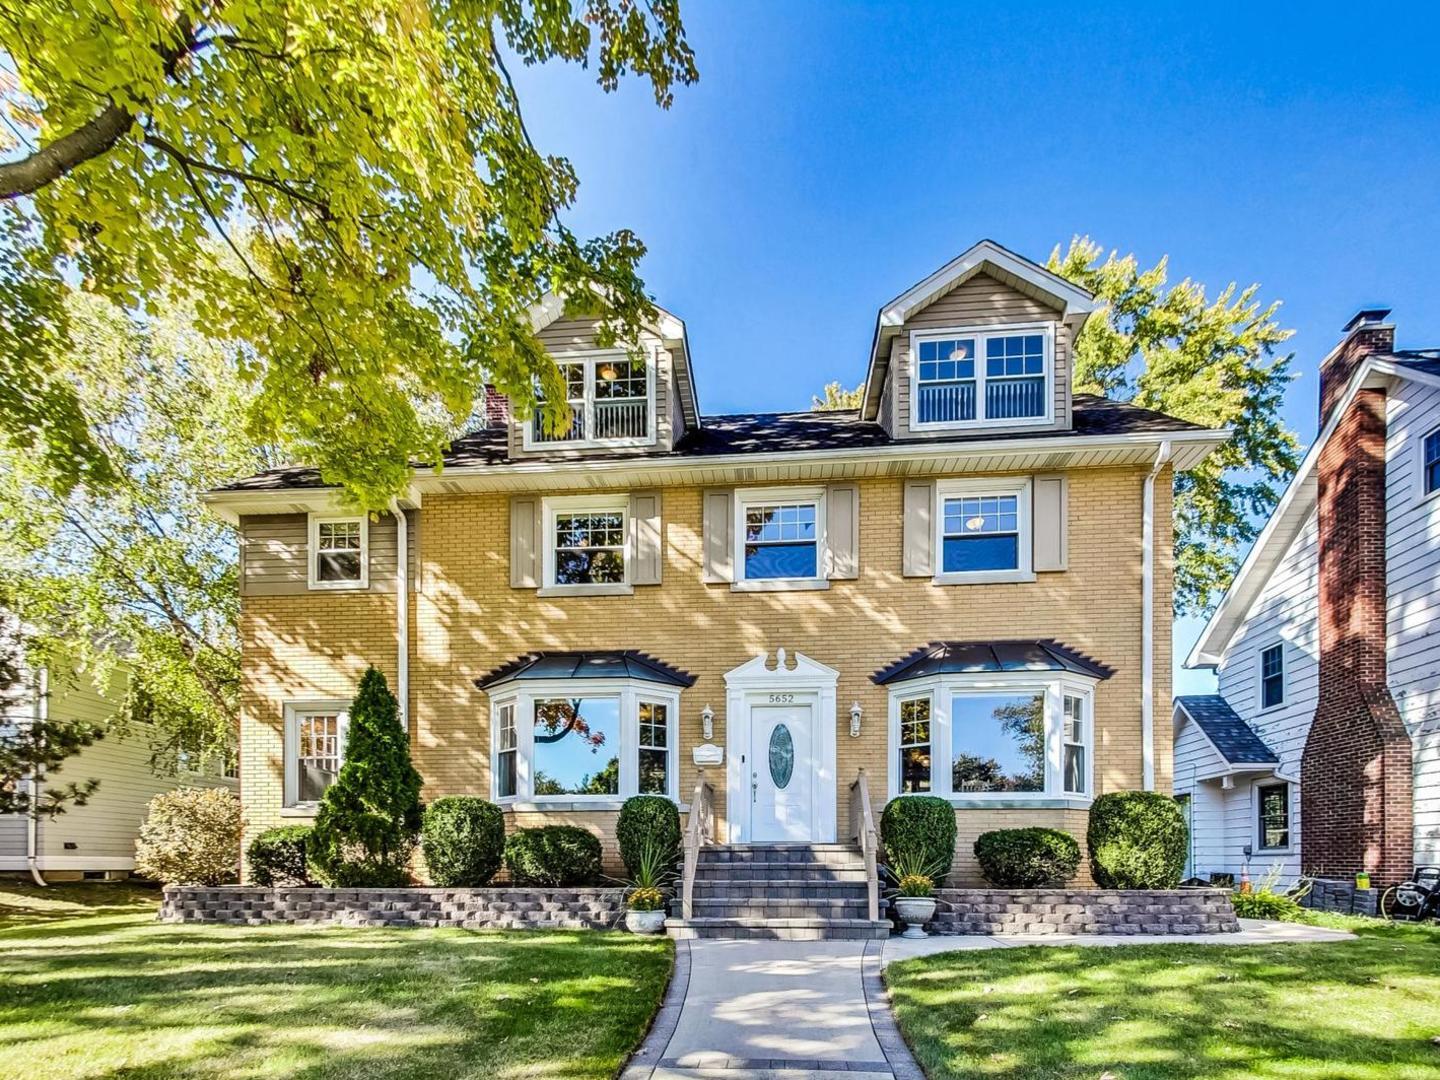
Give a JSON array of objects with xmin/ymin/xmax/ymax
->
[
  {"xmin": 1140, "ymin": 439, "xmax": 1172, "ymax": 792},
  {"xmin": 389, "ymin": 501, "xmax": 409, "ymax": 731},
  {"xmin": 27, "ymin": 666, "xmax": 48, "ymax": 886}
]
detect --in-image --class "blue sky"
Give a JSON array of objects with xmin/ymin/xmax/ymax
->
[{"xmin": 509, "ymin": 2, "xmax": 1440, "ymax": 692}]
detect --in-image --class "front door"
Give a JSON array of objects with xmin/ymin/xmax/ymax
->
[{"xmin": 749, "ymin": 704, "xmax": 814, "ymax": 841}]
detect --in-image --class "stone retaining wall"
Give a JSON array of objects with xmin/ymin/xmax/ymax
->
[
  {"xmin": 160, "ymin": 886, "xmax": 627, "ymax": 930},
  {"xmin": 931, "ymin": 887, "xmax": 1239, "ymax": 935},
  {"xmin": 1300, "ymin": 877, "xmax": 1379, "ymax": 917}
]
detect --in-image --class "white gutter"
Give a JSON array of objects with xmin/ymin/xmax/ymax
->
[
  {"xmin": 1140, "ymin": 439, "xmax": 1172, "ymax": 791},
  {"xmin": 27, "ymin": 666, "xmax": 48, "ymax": 887},
  {"xmin": 389, "ymin": 501, "xmax": 409, "ymax": 731}
]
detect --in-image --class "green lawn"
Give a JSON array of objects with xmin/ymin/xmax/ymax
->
[
  {"xmin": 886, "ymin": 915, "xmax": 1440, "ymax": 1080},
  {"xmin": 0, "ymin": 880, "xmax": 672, "ymax": 1080}
]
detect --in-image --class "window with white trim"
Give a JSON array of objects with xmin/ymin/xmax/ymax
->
[
  {"xmin": 1259, "ymin": 644, "xmax": 1284, "ymax": 710},
  {"xmin": 935, "ymin": 478, "xmax": 1032, "ymax": 582},
  {"xmin": 735, "ymin": 487, "xmax": 826, "ymax": 586},
  {"xmin": 308, "ymin": 515, "xmax": 368, "ymax": 589},
  {"xmin": 284, "ymin": 704, "xmax": 349, "ymax": 807},
  {"xmin": 530, "ymin": 354, "xmax": 654, "ymax": 447},
  {"xmin": 887, "ymin": 675, "xmax": 1094, "ymax": 801},
  {"xmin": 487, "ymin": 681, "xmax": 680, "ymax": 802},
  {"xmin": 1423, "ymin": 427, "xmax": 1440, "ymax": 495},
  {"xmin": 913, "ymin": 326, "xmax": 1051, "ymax": 427},
  {"xmin": 1256, "ymin": 781, "xmax": 1290, "ymax": 850},
  {"xmin": 543, "ymin": 496, "xmax": 629, "ymax": 591}
]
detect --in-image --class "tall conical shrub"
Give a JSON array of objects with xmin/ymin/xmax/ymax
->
[{"xmin": 307, "ymin": 667, "xmax": 423, "ymax": 887}]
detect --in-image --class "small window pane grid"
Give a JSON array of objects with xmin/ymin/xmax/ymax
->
[
  {"xmin": 743, "ymin": 502, "xmax": 819, "ymax": 580},
  {"xmin": 532, "ymin": 697, "xmax": 620, "ymax": 796},
  {"xmin": 1062, "ymin": 694, "xmax": 1085, "ymax": 795},
  {"xmin": 533, "ymin": 358, "xmax": 649, "ymax": 444},
  {"xmin": 1260, "ymin": 644, "xmax": 1284, "ymax": 709},
  {"xmin": 1426, "ymin": 429, "xmax": 1440, "ymax": 495},
  {"xmin": 495, "ymin": 703, "xmax": 517, "ymax": 798},
  {"xmin": 941, "ymin": 494, "xmax": 1020, "ymax": 573},
  {"xmin": 297, "ymin": 713, "xmax": 341, "ymax": 803},
  {"xmin": 916, "ymin": 332, "xmax": 1046, "ymax": 424},
  {"xmin": 1258, "ymin": 783, "xmax": 1290, "ymax": 850},
  {"xmin": 951, "ymin": 692, "xmax": 1045, "ymax": 793},
  {"xmin": 316, "ymin": 520, "xmax": 363, "ymax": 582},
  {"xmin": 533, "ymin": 363, "xmax": 588, "ymax": 443},
  {"xmin": 553, "ymin": 510, "xmax": 626, "ymax": 585},
  {"xmin": 898, "ymin": 697, "xmax": 932, "ymax": 793},
  {"xmin": 639, "ymin": 701, "xmax": 669, "ymax": 795}
]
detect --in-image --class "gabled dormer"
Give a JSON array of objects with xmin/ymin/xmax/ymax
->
[
  {"xmin": 862, "ymin": 240, "xmax": 1099, "ymax": 440},
  {"xmin": 507, "ymin": 295, "xmax": 702, "ymax": 458}
]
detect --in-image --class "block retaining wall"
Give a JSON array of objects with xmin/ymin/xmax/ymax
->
[
  {"xmin": 160, "ymin": 886, "xmax": 627, "ymax": 930},
  {"xmin": 930, "ymin": 887, "xmax": 1239, "ymax": 935},
  {"xmin": 1299, "ymin": 877, "xmax": 1379, "ymax": 917}
]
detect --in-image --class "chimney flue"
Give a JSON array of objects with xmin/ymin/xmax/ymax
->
[{"xmin": 1318, "ymin": 308, "xmax": 1395, "ymax": 428}]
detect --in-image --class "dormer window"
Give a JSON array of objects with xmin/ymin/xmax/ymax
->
[
  {"xmin": 528, "ymin": 353, "xmax": 654, "ymax": 448},
  {"xmin": 913, "ymin": 325, "xmax": 1052, "ymax": 427}
]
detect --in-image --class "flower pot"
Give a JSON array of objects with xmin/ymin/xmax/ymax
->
[
  {"xmin": 893, "ymin": 896, "xmax": 937, "ymax": 939},
  {"xmin": 1355, "ymin": 872, "xmax": 1371, "ymax": 891},
  {"xmin": 625, "ymin": 909, "xmax": 667, "ymax": 935}
]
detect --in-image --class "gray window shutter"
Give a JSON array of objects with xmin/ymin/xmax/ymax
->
[
  {"xmin": 629, "ymin": 491, "xmax": 663, "ymax": 585},
  {"xmin": 702, "ymin": 489, "xmax": 734, "ymax": 583},
  {"xmin": 510, "ymin": 495, "xmax": 541, "ymax": 588},
  {"xmin": 825, "ymin": 484, "xmax": 860, "ymax": 579},
  {"xmin": 1033, "ymin": 474, "xmax": 1069, "ymax": 572},
  {"xmin": 902, "ymin": 481, "xmax": 934, "ymax": 577}
]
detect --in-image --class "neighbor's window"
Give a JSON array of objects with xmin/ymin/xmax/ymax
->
[
  {"xmin": 532, "ymin": 697, "xmax": 621, "ymax": 796},
  {"xmin": 285, "ymin": 708, "xmax": 346, "ymax": 806},
  {"xmin": 551, "ymin": 505, "xmax": 627, "ymax": 586},
  {"xmin": 309, "ymin": 516, "xmax": 367, "ymax": 589},
  {"xmin": 532, "ymin": 355, "xmax": 651, "ymax": 445},
  {"xmin": 950, "ymin": 692, "xmax": 1046, "ymax": 793},
  {"xmin": 742, "ymin": 501, "xmax": 819, "ymax": 580},
  {"xmin": 1257, "ymin": 782, "xmax": 1290, "ymax": 850},
  {"xmin": 1062, "ymin": 693, "xmax": 1086, "ymax": 795},
  {"xmin": 1260, "ymin": 644, "xmax": 1284, "ymax": 710},
  {"xmin": 914, "ymin": 328, "xmax": 1049, "ymax": 426},
  {"xmin": 495, "ymin": 701, "xmax": 517, "ymax": 799},
  {"xmin": 897, "ymin": 696, "xmax": 932, "ymax": 793},
  {"xmin": 638, "ymin": 700, "xmax": 670, "ymax": 794},
  {"xmin": 1424, "ymin": 428, "xmax": 1440, "ymax": 495},
  {"xmin": 941, "ymin": 494, "xmax": 1020, "ymax": 574}
]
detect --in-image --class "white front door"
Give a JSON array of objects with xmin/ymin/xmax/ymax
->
[{"xmin": 749, "ymin": 704, "xmax": 814, "ymax": 842}]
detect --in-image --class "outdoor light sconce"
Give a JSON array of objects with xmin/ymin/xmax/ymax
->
[
  {"xmin": 849, "ymin": 701, "xmax": 863, "ymax": 738},
  {"xmin": 700, "ymin": 703, "xmax": 714, "ymax": 742}
]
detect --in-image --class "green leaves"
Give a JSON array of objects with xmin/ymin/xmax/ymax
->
[{"xmin": 1050, "ymin": 237, "xmax": 1301, "ymax": 614}]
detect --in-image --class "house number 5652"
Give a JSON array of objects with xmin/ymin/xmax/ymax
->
[{"xmin": 768, "ymin": 693, "xmax": 795, "ymax": 704}]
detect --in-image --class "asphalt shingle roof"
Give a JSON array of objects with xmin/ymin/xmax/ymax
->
[
  {"xmin": 1175, "ymin": 694, "xmax": 1279, "ymax": 765},
  {"xmin": 871, "ymin": 639, "xmax": 1114, "ymax": 685},
  {"xmin": 474, "ymin": 650, "xmax": 697, "ymax": 690}
]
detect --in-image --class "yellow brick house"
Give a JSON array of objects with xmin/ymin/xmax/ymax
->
[{"xmin": 207, "ymin": 240, "xmax": 1224, "ymax": 916}]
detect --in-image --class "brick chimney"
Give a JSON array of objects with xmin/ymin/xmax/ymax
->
[
  {"xmin": 1301, "ymin": 309, "xmax": 1413, "ymax": 884},
  {"xmin": 483, "ymin": 385, "xmax": 510, "ymax": 428}
]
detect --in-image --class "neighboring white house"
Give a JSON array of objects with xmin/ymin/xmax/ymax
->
[
  {"xmin": 1178, "ymin": 309, "xmax": 1440, "ymax": 888},
  {"xmin": 0, "ymin": 649, "xmax": 237, "ymax": 881}
]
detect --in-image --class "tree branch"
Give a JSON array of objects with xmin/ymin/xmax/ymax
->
[{"xmin": 0, "ymin": 102, "xmax": 134, "ymax": 199}]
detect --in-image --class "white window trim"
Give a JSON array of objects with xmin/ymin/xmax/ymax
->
[
  {"xmin": 486, "ymin": 678, "xmax": 681, "ymax": 808},
  {"xmin": 933, "ymin": 476, "xmax": 1035, "ymax": 585},
  {"xmin": 539, "ymin": 494, "xmax": 634, "ymax": 596},
  {"xmin": 885, "ymin": 672, "xmax": 1095, "ymax": 805},
  {"xmin": 1257, "ymin": 641, "xmax": 1286, "ymax": 714},
  {"xmin": 521, "ymin": 348, "xmax": 659, "ymax": 451},
  {"xmin": 909, "ymin": 322, "xmax": 1055, "ymax": 431},
  {"xmin": 283, "ymin": 700, "xmax": 350, "ymax": 812},
  {"xmin": 1417, "ymin": 424, "xmax": 1440, "ymax": 503},
  {"xmin": 307, "ymin": 514, "xmax": 369, "ymax": 591},
  {"xmin": 1253, "ymin": 779, "xmax": 1292, "ymax": 854},
  {"xmin": 732, "ymin": 485, "xmax": 830, "ymax": 592}
]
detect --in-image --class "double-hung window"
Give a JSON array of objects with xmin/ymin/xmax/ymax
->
[
  {"xmin": 897, "ymin": 696, "xmax": 933, "ymax": 793},
  {"xmin": 284, "ymin": 703, "xmax": 349, "ymax": 808},
  {"xmin": 543, "ymin": 495, "xmax": 629, "ymax": 593},
  {"xmin": 1062, "ymin": 693, "xmax": 1086, "ymax": 794},
  {"xmin": 1259, "ymin": 644, "xmax": 1284, "ymax": 710},
  {"xmin": 1256, "ymin": 781, "xmax": 1290, "ymax": 851},
  {"xmin": 529, "ymin": 353, "xmax": 654, "ymax": 448},
  {"xmin": 935, "ymin": 478, "xmax": 1033, "ymax": 583},
  {"xmin": 308, "ymin": 515, "xmax": 368, "ymax": 589},
  {"xmin": 734, "ymin": 487, "xmax": 826, "ymax": 588},
  {"xmin": 1423, "ymin": 427, "xmax": 1440, "ymax": 496},
  {"xmin": 913, "ymin": 326, "xmax": 1052, "ymax": 427},
  {"xmin": 495, "ymin": 702, "xmax": 518, "ymax": 798}
]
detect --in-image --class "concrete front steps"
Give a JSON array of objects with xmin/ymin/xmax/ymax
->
[{"xmin": 666, "ymin": 843, "xmax": 891, "ymax": 941}]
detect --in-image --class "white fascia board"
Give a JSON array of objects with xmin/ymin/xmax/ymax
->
[
  {"xmin": 1186, "ymin": 356, "xmax": 1404, "ymax": 668},
  {"xmin": 201, "ymin": 485, "xmax": 422, "ymax": 525}
]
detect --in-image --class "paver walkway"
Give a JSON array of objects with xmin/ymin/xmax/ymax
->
[{"xmin": 621, "ymin": 920, "xmax": 1356, "ymax": 1080}]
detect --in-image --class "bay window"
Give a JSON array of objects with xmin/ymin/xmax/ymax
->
[
  {"xmin": 528, "ymin": 353, "xmax": 654, "ymax": 448},
  {"xmin": 913, "ymin": 325, "xmax": 1052, "ymax": 428}
]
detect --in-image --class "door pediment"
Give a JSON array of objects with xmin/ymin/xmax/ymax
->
[{"xmin": 723, "ymin": 648, "xmax": 840, "ymax": 688}]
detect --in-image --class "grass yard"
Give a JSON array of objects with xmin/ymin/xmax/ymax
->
[
  {"xmin": 0, "ymin": 880, "xmax": 673, "ymax": 1080},
  {"xmin": 886, "ymin": 914, "xmax": 1440, "ymax": 1080}
]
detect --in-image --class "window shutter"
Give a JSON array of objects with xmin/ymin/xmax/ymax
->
[
  {"xmin": 902, "ymin": 481, "xmax": 934, "ymax": 577},
  {"xmin": 629, "ymin": 491, "xmax": 663, "ymax": 585},
  {"xmin": 702, "ymin": 488, "xmax": 734, "ymax": 583},
  {"xmin": 509, "ymin": 495, "xmax": 542, "ymax": 588},
  {"xmin": 1032, "ymin": 474, "xmax": 1069, "ymax": 572},
  {"xmin": 825, "ymin": 484, "xmax": 860, "ymax": 580}
]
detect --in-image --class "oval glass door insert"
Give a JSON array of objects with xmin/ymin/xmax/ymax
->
[{"xmin": 768, "ymin": 724, "xmax": 794, "ymax": 789}]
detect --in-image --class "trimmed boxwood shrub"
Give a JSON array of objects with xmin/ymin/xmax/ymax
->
[
  {"xmin": 974, "ymin": 827, "xmax": 1080, "ymax": 888},
  {"xmin": 616, "ymin": 795, "xmax": 681, "ymax": 878},
  {"xmin": 880, "ymin": 795, "xmax": 956, "ymax": 884},
  {"xmin": 504, "ymin": 825, "xmax": 603, "ymax": 886},
  {"xmin": 1087, "ymin": 790, "xmax": 1188, "ymax": 888},
  {"xmin": 247, "ymin": 825, "xmax": 315, "ymax": 887},
  {"xmin": 421, "ymin": 796, "xmax": 505, "ymax": 886}
]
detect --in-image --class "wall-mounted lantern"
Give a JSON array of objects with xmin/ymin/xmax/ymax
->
[
  {"xmin": 700, "ymin": 703, "xmax": 715, "ymax": 742},
  {"xmin": 849, "ymin": 701, "xmax": 863, "ymax": 739}
]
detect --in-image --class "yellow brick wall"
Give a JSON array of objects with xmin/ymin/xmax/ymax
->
[{"xmin": 239, "ymin": 466, "xmax": 1175, "ymax": 882}]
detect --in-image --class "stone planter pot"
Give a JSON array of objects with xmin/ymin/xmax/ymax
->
[
  {"xmin": 625, "ymin": 909, "xmax": 667, "ymax": 935},
  {"xmin": 893, "ymin": 896, "xmax": 937, "ymax": 939}
]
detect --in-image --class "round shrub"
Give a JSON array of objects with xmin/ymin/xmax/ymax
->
[
  {"xmin": 247, "ymin": 825, "xmax": 314, "ymax": 887},
  {"xmin": 134, "ymin": 787, "xmax": 242, "ymax": 886},
  {"xmin": 616, "ymin": 795, "xmax": 681, "ymax": 879},
  {"xmin": 974, "ymin": 827, "xmax": 1080, "ymax": 888},
  {"xmin": 421, "ymin": 796, "xmax": 505, "ymax": 886},
  {"xmin": 880, "ymin": 795, "xmax": 956, "ymax": 884},
  {"xmin": 504, "ymin": 825, "xmax": 603, "ymax": 886},
  {"xmin": 1087, "ymin": 791, "xmax": 1188, "ymax": 889}
]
